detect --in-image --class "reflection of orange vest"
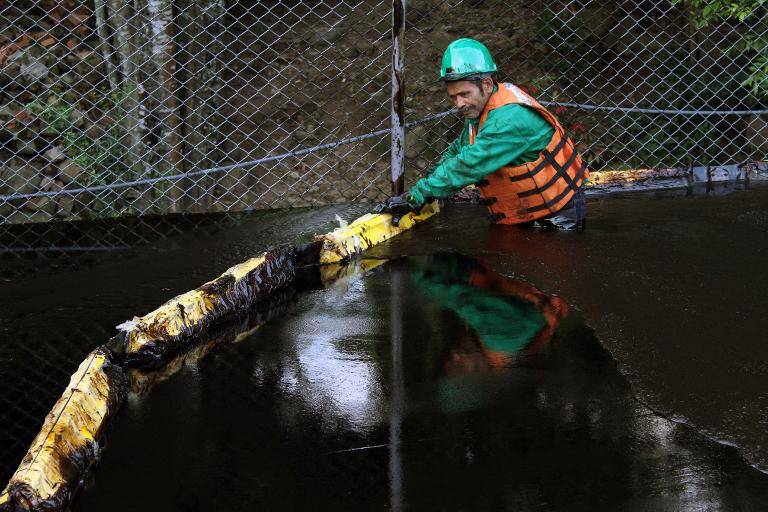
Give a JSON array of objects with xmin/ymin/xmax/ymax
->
[
  {"xmin": 469, "ymin": 83, "xmax": 588, "ymax": 225},
  {"xmin": 442, "ymin": 263, "xmax": 570, "ymax": 374},
  {"xmin": 468, "ymin": 266, "xmax": 568, "ymax": 358}
]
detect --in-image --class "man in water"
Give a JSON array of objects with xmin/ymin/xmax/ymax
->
[{"xmin": 382, "ymin": 38, "xmax": 588, "ymax": 230}]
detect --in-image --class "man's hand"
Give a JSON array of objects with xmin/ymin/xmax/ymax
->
[{"xmin": 374, "ymin": 193, "xmax": 423, "ymax": 227}]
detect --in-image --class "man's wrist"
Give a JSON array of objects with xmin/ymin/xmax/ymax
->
[{"xmin": 409, "ymin": 186, "xmax": 426, "ymax": 206}]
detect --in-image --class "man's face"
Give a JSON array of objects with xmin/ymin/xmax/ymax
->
[{"xmin": 445, "ymin": 78, "xmax": 494, "ymax": 119}]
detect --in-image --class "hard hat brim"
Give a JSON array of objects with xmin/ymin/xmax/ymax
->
[{"xmin": 439, "ymin": 72, "xmax": 493, "ymax": 83}]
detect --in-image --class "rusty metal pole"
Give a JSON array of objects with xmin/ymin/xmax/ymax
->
[{"xmin": 391, "ymin": 0, "xmax": 406, "ymax": 196}]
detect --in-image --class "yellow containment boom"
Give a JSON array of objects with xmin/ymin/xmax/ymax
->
[
  {"xmin": 1, "ymin": 202, "xmax": 440, "ymax": 512},
  {"xmin": 115, "ymin": 247, "xmax": 296, "ymax": 365},
  {"xmin": 315, "ymin": 201, "xmax": 439, "ymax": 264},
  {"xmin": 0, "ymin": 347, "xmax": 126, "ymax": 512},
  {"xmin": 127, "ymin": 287, "xmax": 298, "ymax": 395}
]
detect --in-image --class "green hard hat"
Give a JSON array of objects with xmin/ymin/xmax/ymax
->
[{"xmin": 440, "ymin": 38, "xmax": 498, "ymax": 81}]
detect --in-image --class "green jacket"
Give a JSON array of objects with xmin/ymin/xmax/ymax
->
[{"xmin": 409, "ymin": 99, "xmax": 554, "ymax": 205}]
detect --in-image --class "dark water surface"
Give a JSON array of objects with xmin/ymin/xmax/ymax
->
[
  {"xmin": 369, "ymin": 184, "xmax": 768, "ymax": 473},
  {"xmin": 72, "ymin": 254, "xmax": 768, "ymax": 511},
  {"xmin": 2, "ymin": 185, "xmax": 768, "ymax": 511},
  {"xmin": 0, "ymin": 204, "xmax": 368, "ymax": 483}
]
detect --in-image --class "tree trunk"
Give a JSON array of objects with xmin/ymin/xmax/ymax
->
[
  {"xmin": 144, "ymin": 0, "xmax": 183, "ymax": 212},
  {"xmin": 93, "ymin": 0, "xmax": 119, "ymax": 92},
  {"xmin": 109, "ymin": 0, "xmax": 146, "ymax": 186},
  {"xmin": 177, "ymin": 0, "xmax": 226, "ymax": 212}
]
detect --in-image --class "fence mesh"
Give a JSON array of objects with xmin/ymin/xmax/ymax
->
[
  {"xmin": 0, "ymin": 0, "xmax": 392, "ymax": 241},
  {"xmin": 405, "ymin": 0, "xmax": 768, "ymax": 183},
  {"xmin": 1, "ymin": 0, "xmax": 767, "ymax": 248}
]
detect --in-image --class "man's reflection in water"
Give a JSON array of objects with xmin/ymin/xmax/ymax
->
[{"xmin": 412, "ymin": 253, "xmax": 568, "ymax": 373}]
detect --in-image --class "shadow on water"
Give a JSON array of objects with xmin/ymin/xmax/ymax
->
[{"xmin": 70, "ymin": 253, "xmax": 768, "ymax": 512}]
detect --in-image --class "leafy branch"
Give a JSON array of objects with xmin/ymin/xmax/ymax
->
[{"xmin": 672, "ymin": 0, "xmax": 767, "ymax": 96}]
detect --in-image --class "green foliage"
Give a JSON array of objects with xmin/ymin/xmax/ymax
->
[
  {"xmin": 535, "ymin": 10, "xmax": 592, "ymax": 77},
  {"xmin": 616, "ymin": 115, "xmax": 721, "ymax": 169},
  {"xmin": 29, "ymin": 86, "xmax": 133, "ymax": 186},
  {"xmin": 673, "ymin": 0, "xmax": 766, "ymax": 25},
  {"xmin": 536, "ymin": 9, "xmax": 588, "ymax": 53},
  {"xmin": 25, "ymin": 101, "xmax": 75, "ymax": 134},
  {"xmin": 27, "ymin": 84, "xmax": 140, "ymax": 216},
  {"xmin": 727, "ymin": 35, "xmax": 768, "ymax": 95},
  {"xmin": 605, "ymin": 61, "xmax": 752, "ymax": 167},
  {"xmin": 672, "ymin": 0, "xmax": 768, "ymax": 97},
  {"xmin": 61, "ymin": 127, "xmax": 123, "ymax": 186},
  {"xmin": 76, "ymin": 85, "xmax": 134, "ymax": 185},
  {"xmin": 608, "ymin": 69, "xmax": 749, "ymax": 168}
]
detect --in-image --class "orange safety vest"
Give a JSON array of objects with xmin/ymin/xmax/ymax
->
[{"xmin": 469, "ymin": 83, "xmax": 589, "ymax": 225}]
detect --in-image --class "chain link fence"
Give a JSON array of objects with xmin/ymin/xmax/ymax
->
[
  {"xmin": 1, "ymin": 0, "xmax": 768, "ymax": 497},
  {"xmin": 405, "ymin": 0, "xmax": 768, "ymax": 184},
  {"xmin": 0, "ymin": 0, "xmax": 394, "ymax": 253},
  {"xmin": 0, "ymin": 0, "xmax": 766, "ymax": 248}
]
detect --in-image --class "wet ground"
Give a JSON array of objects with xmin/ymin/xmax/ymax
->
[{"xmin": 2, "ymin": 184, "xmax": 768, "ymax": 510}]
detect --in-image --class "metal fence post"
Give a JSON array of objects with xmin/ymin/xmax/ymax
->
[{"xmin": 391, "ymin": 0, "xmax": 406, "ymax": 196}]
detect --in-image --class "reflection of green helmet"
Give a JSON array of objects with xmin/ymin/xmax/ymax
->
[{"xmin": 440, "ymin": 38, "xmax": 498, "ymax": 81}]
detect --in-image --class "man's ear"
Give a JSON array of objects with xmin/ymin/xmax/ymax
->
[{"xmin": 483, "ymin": 77, "xmax": 494, "ymax": 95}]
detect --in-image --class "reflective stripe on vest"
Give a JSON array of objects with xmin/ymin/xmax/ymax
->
[{"xmin": 469, "ymin": 82, "xmax": 589, "ymax": 225}]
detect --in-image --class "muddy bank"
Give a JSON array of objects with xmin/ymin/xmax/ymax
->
[{"xmin": 369, "ymin": 183, "xmax": 768, "ymax": 472}]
